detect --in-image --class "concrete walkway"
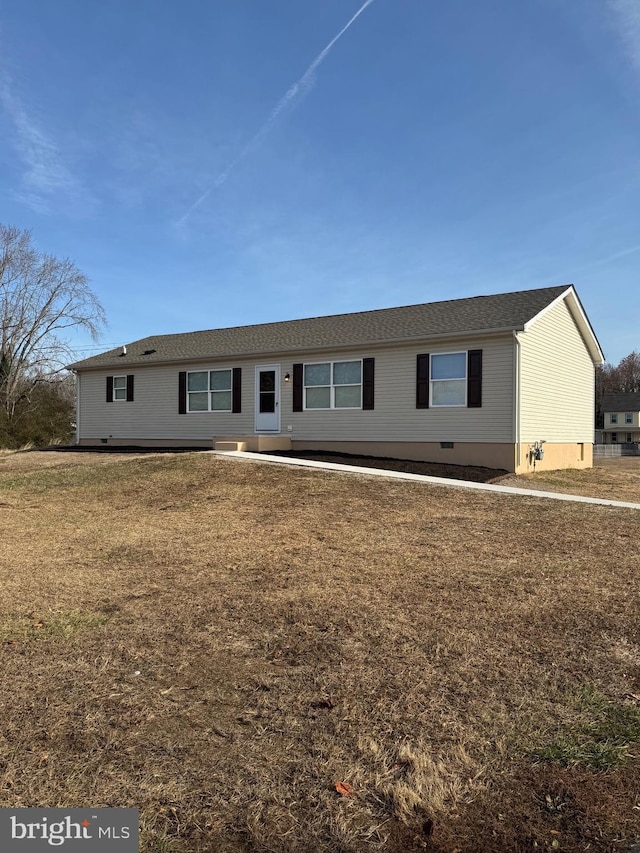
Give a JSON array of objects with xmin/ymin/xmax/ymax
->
[{"xmin": 214, "ymin": 450, "xmax": 640, "ymax": 511}]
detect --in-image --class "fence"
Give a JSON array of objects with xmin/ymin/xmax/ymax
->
[{"xmin": 593, "ymin": 443, "xmax": 640, "ymax": 458}]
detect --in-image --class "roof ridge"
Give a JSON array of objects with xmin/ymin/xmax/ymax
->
[
  {"xmin": 68, "ymin": 284, "xmax": 577, "ymax": 370},
  {"xmin": 126, "ymin": 284, "xmax": 573, "ymax": 341}
]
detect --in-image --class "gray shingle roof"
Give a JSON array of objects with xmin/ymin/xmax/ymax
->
[
  {"xmin": 69, "ymin": 285, "xmax": 572, "ymax": 370},
  {"xmin": 601, "ymin": 393, "xmax": 640, "ymax": 412}
]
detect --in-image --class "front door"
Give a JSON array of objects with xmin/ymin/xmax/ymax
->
[{"xmin": 255, "ymin": 365, "xmax": 280, "ymax": 433}]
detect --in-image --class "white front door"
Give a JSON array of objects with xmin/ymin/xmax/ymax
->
[{"xmin": 255, "ymin": 364, "xmax": 280, "ymax": 433}]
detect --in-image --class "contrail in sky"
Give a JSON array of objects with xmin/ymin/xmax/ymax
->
[{"xmin": 177, "ymin": 0, "xmax": 376, "ymax": 225}]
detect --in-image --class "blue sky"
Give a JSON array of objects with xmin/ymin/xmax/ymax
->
[{"xmin": 1, "ymin": 0, "xmax": 638, "ymax": 364}]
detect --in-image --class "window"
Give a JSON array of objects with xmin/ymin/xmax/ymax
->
[
  {"xmin": 430, "ymin": 352, "xmax": 466, "ymax": 406},
  {"xmin": 611, "ymin": 432, "xmax": 618, "ymax": 443},
  {"xmin": 187, "ymin": 369, "xmax": 232, "ymax": 412},
  {"xmin": 106, "ymin": 375, "xmax": 133, "ymax": 403},
  {"xmin": 112, "ymin": 376, "xmax": 127, "ymax": 401},
  {"xmin": 626, "ymin": 433, "xmax": 632, "ymax": 443},
  {"xmin": 304, "ymin": 361, "xmax": 362, "ymax": 409},
  {"xmin": 610, "ymin": 413, "xmax": 618, "ymax": 424},
  {"xmin": 417, "ymin": 350, "xmax": 482, "ymax": 409},
  {"xmin": 625, "ymin": 413, "xmax": 633, "ymax": 424}
]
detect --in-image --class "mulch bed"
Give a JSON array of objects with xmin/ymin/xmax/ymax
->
[{"xmin": 263, "ymin": 449, "xmax": 508, "ymax": 483}]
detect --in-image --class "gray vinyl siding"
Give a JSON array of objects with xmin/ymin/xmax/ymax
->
[
  {"xmin": 518, "ymin": 298, "xmax": 595, "ymax": 442},
  {"xmin": 77, "ymin": 335, "xmax": 515, "ymax": 443},
  {"xmin": 285, "ymin": 338, "xmax": 514, "ymax": 443},
  {"xmin": 78, "ymin": 360, "xmax": 255, "ymax": 441}
]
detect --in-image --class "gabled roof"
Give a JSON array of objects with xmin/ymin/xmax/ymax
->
[
  {"xmin": 601, "ymin": 392, "xmax": 640, "ymax": 412},
  {"xmin": 69, "ymin": 284, "xmax": 601, "ymax": 370}
]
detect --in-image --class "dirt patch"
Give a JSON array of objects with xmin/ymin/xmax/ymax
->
[{"xmin": 0, "ymin": 451, "xmax": 639, "ymax": 852}]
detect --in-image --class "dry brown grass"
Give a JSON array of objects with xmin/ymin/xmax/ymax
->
[
  {"xmin": 266, "ymin": 449, "xmax": 640, "ymax": 504},
  {"xmin": 499, "ymin": 457, "xmax": 640, "ymax": 503},
  {"xmin": 0, "ymin": 450, "xmax": 639, "ymax": 852}
]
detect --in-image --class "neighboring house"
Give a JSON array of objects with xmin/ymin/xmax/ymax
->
[
  {"xmin": 68, "ymin": 284, "xmax": 604, "ymax": 473},
  {"xmin": 599, "ymin": 393, "xmax": 640, "ymax": 444}
]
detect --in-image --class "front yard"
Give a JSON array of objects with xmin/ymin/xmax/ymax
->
[
  {"xmin": 500, "ymin": 456, "xmax": 640, "ymax": 502},
  {"xmin": 0, "ymin": 451, "xmax": 638, "ymax": 852}
]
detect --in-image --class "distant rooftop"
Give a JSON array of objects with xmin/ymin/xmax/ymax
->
[{"xmin": 601, "ymin": 392, "xmax": 640, "ymax": 412}]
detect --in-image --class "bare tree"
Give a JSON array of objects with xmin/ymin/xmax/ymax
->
[
  {"xmin": 595, "ymin": 350, "xmax": 640, "ymax": 428},
  {"xmin": 0, "ymin": 371, "xmax": 76, "ymax": 448},
  {"xmin": 0, "ymin": 223, "xmax": 106, "ymax": 426},
  {"xmin": 614, "ymin": 351, "xmax": 640, "ymax": 393}
]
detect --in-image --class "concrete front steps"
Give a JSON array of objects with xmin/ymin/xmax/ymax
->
[{"xmin": 213, "ymin": 435, "xmax": 292, "ymax": 453}]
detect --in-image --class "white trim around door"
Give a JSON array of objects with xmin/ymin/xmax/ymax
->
[{"xmin": 255, "ymin": 364, "xmax": 280, "ymax": 433}]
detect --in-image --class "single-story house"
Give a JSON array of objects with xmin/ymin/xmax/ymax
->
[
  {"xmin": 68, "ymin": 284, "xmax": 604, "ymax": 473},
  {"xmin": 599, "ymin": 392, "xmax": 640, "ymax": 444}
]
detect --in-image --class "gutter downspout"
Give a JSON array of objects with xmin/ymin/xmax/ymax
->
[
  {"xmin": 513, "ymin": 331, "xmax": 521, "ymax": 472},
  {"xmin": 75, "ymin": 371, "xmax": 80, "ymax": 446}
]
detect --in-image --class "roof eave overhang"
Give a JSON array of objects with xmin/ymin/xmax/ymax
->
[{"xmin": 69, "ymin": 326, "xmax": 519, "ymax": 372}]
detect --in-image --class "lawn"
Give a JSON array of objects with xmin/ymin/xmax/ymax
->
[
  {"xmin": 501, "ymin": 457, "xmax": 640, "ymax": 503},
  {"xmin": 265, "ymin": 449, "xmax": 640, "ymax": 504},
  {"xmin": 0, "ymin": 451, "xmax": 639, "ymax": 852}
]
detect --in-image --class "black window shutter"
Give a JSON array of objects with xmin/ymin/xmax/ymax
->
[
  {"xmin": 232, "ymin": 367, "xmax": 242, "ymax": 413},
  {"xmin": 178, "ymin": 371, "xmax": 187, "ymax": 414},
  {"xmin": 362, "ymin": 358, "xmax": 375, "ymax": 410},
  {"xmin": 416, "ymin": 354, "xmax": 429, "ymax": 409},
  {"xmin": 126, "ymin": 374, "xmax": 134, "ymax": 402},
  {"xmin": 467, "ymin": 349, "xmax": 482, "ymax": 408},
  {"xmin": 293, "ymin": 363, "xmax": 303, "ymax": 412},
  {"xmin": 106, "ymin": 375, "xmax": 113, "ymax": 403}
]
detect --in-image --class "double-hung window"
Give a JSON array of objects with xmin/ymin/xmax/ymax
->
[
  {"xmin": 430, "ymin": 352, "xmax": 466, "ymax": 406},
  {"xmin": 107, "ymin": 375, "xmax": 133, "ymax": 403},
  {"xmin": 187, "ymin": 369, "xmax": 232, "ymax": 412},
  {"xmin": 112, "ymin": 376, "xmax": 127, "ymax": 401},
  {"xmin": 304, "ymin": 361, "xmax": 362, "ymax": 409},
  {"xmin": 610, "ymin": 413, "xmax": 618, "ymax": 425},
  {"xmin": 625, "ymin": 413, "xmax": 633, "ymax": 424}
]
